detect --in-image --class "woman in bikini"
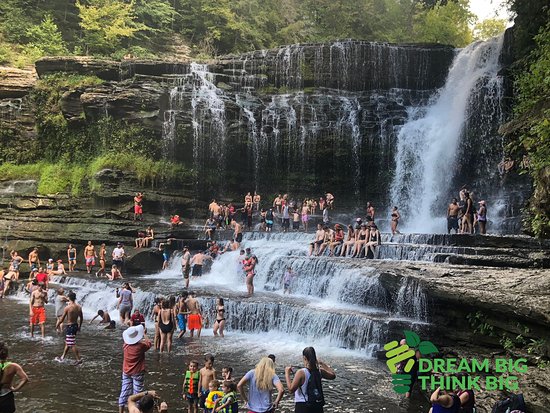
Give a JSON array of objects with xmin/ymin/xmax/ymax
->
[
  {"xmin": 67, "ymin": 245, "xmax": 77, "ymax": 272},
  {"xmin": 96, "ymin": 244, "xmax": 106, "ymax": 277},
  {"xmin": 340, "ymin": 225, "xmax": 356, "ymax": 257},
  {"xmin": 351, "ymin": 224, "xmax": 369, "ymax": 258},
  {"xmin": 0, "ymin": 342, "xmax": 28, "ymax": 413},
  {"xmin": 213, "ymin": 297, "xmax": 226, "ymax": 338},
  {"xmin": 152, "ymin": 297, "xmax": 162, "ymax": 350},
  {"xmin": 391, "ymin": 206, "xmax": 401, "ymax": 235},
  {"xmin": 158, "ymin": 299, "xmax": 175, "ymax": 353}
]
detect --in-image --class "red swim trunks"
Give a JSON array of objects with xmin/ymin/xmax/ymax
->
[
  {"xmin": 187, "ymin": 314, "xmax": 202, "ymax": 330},
  {"xmin": 30, "ymin": 306, "xmax": 46, "ymax": 324},
  {"xmin": 134, "ymin": 205, "xmax": 143, "ymax": 214}
]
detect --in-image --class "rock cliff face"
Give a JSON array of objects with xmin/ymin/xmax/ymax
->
[
  {"xmin": 14, "ymin": 42, "xmax": 455, "ymax": 205},
  {"xmin": 0, "ymin": 66, "xmax": 37, "ymax": 148}
]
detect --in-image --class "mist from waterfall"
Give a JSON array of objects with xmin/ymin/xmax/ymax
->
[{"xmin": 389, "ymin": 36, "xmax": 505, "ymax": 233}]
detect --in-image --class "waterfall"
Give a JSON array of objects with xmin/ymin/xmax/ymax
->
[
  {"xmin": 389, "ymin": 35, "xmax": 505, "ymax": 232},
  {"xmin": 159, "ymin": 41, "xmax": 449, "ymax": 201}
]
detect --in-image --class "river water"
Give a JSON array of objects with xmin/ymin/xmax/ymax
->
[{"xmin": 1, "ymin": 233, "xmax": 431, "ymax": 412}]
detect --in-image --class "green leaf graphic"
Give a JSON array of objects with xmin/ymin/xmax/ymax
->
[
  {"xmin": 404, "ymin": 330, "xmax": 420, "ymax": 348},
  {"xmin": 419, "ymin": 340, "xmax": 439, "ymax": 355}
]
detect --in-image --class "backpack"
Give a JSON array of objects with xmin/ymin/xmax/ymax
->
[
  {"xmin": 491, "ymin": 394, "xmax": 526, "ymax": 413},
  {"xmin": 300, "ymin": 368, "xmax": 325, "ymax": 407}
]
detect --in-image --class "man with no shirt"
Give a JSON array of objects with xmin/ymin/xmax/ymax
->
[
  {"xmin": 186, "ymin": 292, "xmax": 202, "ymax": 338},
  {"xmin": 55, "ymin": 291, "xmax": 83, "ymax": 364},
  {"xmin": 181, "ymin": 247, "xmax": 191, "ymax": 288},
  {"xmin": 308, "ymin": 224, "xmax": 325, "ymax": 256},
  {"xmin": 29, "ymin": 284, "xmax": 48, "ymax": 338},
  {"xmin": 84, "ymin": 241, "xmax": 97, "ymax": 274},
  {"xmin": 28, "ymin": 248, "xmax": 40, "ymax": 272},
  {"xmin": 231, "ymin": 219, "xmax": 243, "ymax": 247},
  {"xmin": 190, "ymin": 251, "xmax": 211, "ymax": 279},
  {"xmin": 447, "ymin": 198, "xmax": 461, "ymax": 234}
]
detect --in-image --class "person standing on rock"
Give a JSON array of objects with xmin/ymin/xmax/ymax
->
[
  {"xmin": 67, "ymin": 244, "xmax": 77, "ymax": 271},
  {"xmin": 84, "ymin": 241, "xmax": 97, "ymax": 275},
  {"xmin": 28, "ymin": 247, "xmax": 40, "ymax": 272},
  {"xmin": 9, "ymin": 251, "xmax": 23, "ymax": 281},
  {"xmin": 447, "ymin": 198, "xmax": 460, "ymax": 234},
  {"xmin": 476, "ymin": 200, "xmax": 487, "ymax": 235},
  {"xmin": 253, "ymin": 192, "xmax": 261, "ymax": 211},
  {"xmin": 97, "ymin": 243, "xmax": 107, "ymax": 277},
  {"xmin": 182, "ymin": 247, "xmax": 191, "ymax": 288},
  {"xmin": 134, "ymin": 192, "xmax": 144, "ymax": 222},
  {"xmin": 231, "ymin": 219, "xmax": 243, "ymax": 246},
  {"xmin": 463, "ymin": 192, "xmax": 474, "ymax": 234},
  {"xmin": 112, "ymin": 243, "xmax": 126, "ymax": 275},
  {"xmin": 391, "ymin": 206, "xmax": 401, "ymax": 235},
  {"xmin": 55, "ymin": 291, "xmax": 83, "ymax": 365}
]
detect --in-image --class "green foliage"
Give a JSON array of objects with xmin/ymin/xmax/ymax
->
[
  {"xmin": 0, "ymin": 0, "xmax": 485, "ymax": 61},
  {"xmin": 413, "ymin": 0, "xmax": 474, "ymax": 47},
  {"xmin": 510, "ymin": 19, "xmax": 550, "ymax": 237},
  {"xmin": 0, "ymin": 163, "xmax": 43, "ymax": 180},
  {"xmin": 76, "ymin": 0, "xmax": 150, "ymax": 55},
  {"xmin": 466, "ymin": 311, "xmax": 496, "ymax": 336},
  {"xmin": 473, "ymin": 18, "xmax": 507, "ymax": 41},
  {"xmin": 25, "ymin": 15, "xmax": 68, "ymax": 56},
  {"xmin": 0, "ymin": 156, "xmax": 194, "ymax": 196}
]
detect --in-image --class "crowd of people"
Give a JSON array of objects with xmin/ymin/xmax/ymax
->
[{"xmin": 447, "ymin": 188, "xmax": 488, "ymax": 235}]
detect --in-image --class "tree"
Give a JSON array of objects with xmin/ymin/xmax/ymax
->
[
  {"xmin": 25, "ymin": 15, "xmax": 69, "ymax": 56},
  {"xmin": 413, "ymin": 0, "xmax": 475, "ymax": 47},
  {"xmin": 76, "ymin": 0, "xmax": 149, "ymax": 55},
  {"xmin": 473, "ymin": 18, "xmax": 507, "ymax": 41}
]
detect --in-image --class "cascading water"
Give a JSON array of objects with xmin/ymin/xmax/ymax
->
[
  {"xmin": 390, "ymin": 36, "xmax": 506, "ymax": 232},
  {"xmin": 161, "ymin": 40, "xmax": 448, "ymax": 201}
]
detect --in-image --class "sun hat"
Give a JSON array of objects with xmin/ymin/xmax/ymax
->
[
  {"xmin": 356, "ymin": 218, "xmax": 362, "ymax": 222},
  {"xmin": 123, "ymin": 324, "xmax": 145, "ymax": 345},
  {"xmin": 478, "ymin": 200, "xmax": 486, "ymax": 205}
]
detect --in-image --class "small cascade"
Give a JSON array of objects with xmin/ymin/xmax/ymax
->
[
  {"xmin": 162, "ymin": 63, "xmax": 227, "ymax": 185},
  {"xmin": 394, "ymin": 278, "xmax": 428, "ymax": 322},
  {"xmin": 390, "ymin": 36, "xmax": 506, "ymax": 232}
]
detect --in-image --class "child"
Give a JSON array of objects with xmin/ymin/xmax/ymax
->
[
  {"xmin": 183, "ymin": 361, "xmax": 201, "ymax": 413},
  {"xmin": 292, "ymin": 209, "xmax": 300, "ymax": 231},
  {"xmin": 221, "ymin": 367, "xmax": 233, "ymax": 381},
  {"xmin": 204, "ymin": 379, "xmax": 223, "ymax": 413},
  {"xmin": 214, "ymin": 380, "xmax": 238, "ymax": 413},
  {"xmin": 283, "ymin": 267, "xmax": 296, "ymax": 294},
  {"xmin": 200, "ymin": 354, "xmax": 216, "ymax": 409}
]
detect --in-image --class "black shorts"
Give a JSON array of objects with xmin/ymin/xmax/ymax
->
[
  {"xmin": 0, "ymin": 391, "xmax": 15, "ymax": 413},
  {"xmin": 447, "ymin": 216, "xmax": 459, "ymax": 231},
  {"xmin": 192, "ymin": 265, "xmax": 203, "ymax": 277},
  {"xmin": 282, "ymin": 218, "xmax": 290, "ymax": 228},
  {"xmin": 236, "ymin": 233, "xmax": 243, "ymax": 243},
  {"xmin": 186, "ymin": 393, "xmax": 199, "ymax": 405},
  {"xmin": 293, "ymin": 221, "xmax": 300, "ymax": 229}
]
